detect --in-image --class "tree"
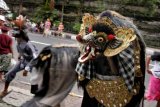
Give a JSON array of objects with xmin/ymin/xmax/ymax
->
[{"xmin": 32, "ymin": 0, "xmax": 59, "ymax": 23}]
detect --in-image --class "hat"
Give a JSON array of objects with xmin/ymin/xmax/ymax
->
[{"xmin": 0, "ymin": 15, "xmax": 6, "ymax": 21}]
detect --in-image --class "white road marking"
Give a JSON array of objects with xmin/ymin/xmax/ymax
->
[
  {"xmin": 30, "ymin": 41, "xmax": 51, "ymax": 46},
  {"xmin": 12, "ymin": 37, "xmax": 51, "ymax": 46}
]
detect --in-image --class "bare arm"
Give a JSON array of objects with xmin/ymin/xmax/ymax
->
[
  {"xmin": 9, "ymin": 38, "xmax": 14, "ymax": 58},
  {"xmin": 10, "ymin": 45, "xmax": 14, "ymax": 58},
  {"xmin": 146, "ymin": 55, "xmax": 152, "ymax": 74}
]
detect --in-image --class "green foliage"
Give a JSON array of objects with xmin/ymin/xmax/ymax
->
[
  {"xmin": 32, "ymin": 6, "xmax": 59, "ymax": 23},
  {"xmin": 31, "ymin": 0, "xmax": 59, "ymax": 23},
  {"xmin": 143, "ymin": 0, "xmax": 158, "ymax": 16},
  {"xmin": 53, "ymin": 20, "xmax": 60, "ymax": 27},
  {"xmin": 121, "ymin": 0, "xmax": 158, "ymax": 6},
  {"xmin": 63, "ymin": 21, "xmax": 80, "ymax": 34},
  {"xmin": 73, "ymin": 22, "xmax": 81, "ymax": 33},
  {"xmin": 12, "ymin": 12, "xmax": 19, "ymax": 20}
]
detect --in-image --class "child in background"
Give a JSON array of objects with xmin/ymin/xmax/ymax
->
[
  {"xmin": 145, "ymin": 51, "xmax": 160, "ymax": 107},
  {"xmin": 58, "ymin": 22, "xmax": 64, "ymax": 36},
  {"xmin": 43, "ymin": 18, "xmax": 51, "ymax": 37}
]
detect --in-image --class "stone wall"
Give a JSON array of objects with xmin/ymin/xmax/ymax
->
[
  {"xmin": 5, "ymin": 0, "xmax": 160, "ymax": 48},
  {"xmin": 134, "ymin": 21, "xmax": 160, "ymax": 48}
]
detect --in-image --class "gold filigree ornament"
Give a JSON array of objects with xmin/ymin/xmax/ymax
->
[
  {"xmin": 86, "ymin": 78, "xmax": 140, "ymax": 107},
  {"xmin": 79, "ymin": 14, "xmax": 137, "ymax": 57},
  {"xmin": 133, "ymin": 39, "xmax": 143, "ymax": 77},
  {"xmin": 79, "ymin": 13, "xmax": 96, "ymax": 36},
  {"xmin": 82, "ymin": 13, "xmax": 96, "ymax": 27},
  {"xmin": 104, "ymin": 27, "xmax": 136, "ymax": 57}
]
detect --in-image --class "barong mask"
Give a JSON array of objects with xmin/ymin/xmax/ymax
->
[{"xmin": 76, "ymin": 14, "xmax": 136, "ymax": 63}]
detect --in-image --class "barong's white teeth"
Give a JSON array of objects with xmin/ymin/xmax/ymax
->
[
  {"xmin": 78, "ymin": 55, "xmax": 89, "ymax": 63},
  {"xmin": 78, "ymin": 52, "xmax": 93, "ymax": 63},
  {"xmin": 91, "ymin": 47, "xmax": 95, "ymax": 56},
  {"xmin": 78, "ymin": 48, "xmax": 90, "ymax": 63},
  {"xmin": 78, "ymin": 46, "xmax": 97, "ymax": 62}
]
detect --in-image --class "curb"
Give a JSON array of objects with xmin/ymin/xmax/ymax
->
[
  {"xmin": 61, "ymin": 33, "xmax": 76, "ymax": 40},
  {"xmin": 29, "ymin": 31, "xmax": 160, "ymax": 52},
  {"xmin": 50, "ymin": 30, "xmax": 77, "ymax": 40}
]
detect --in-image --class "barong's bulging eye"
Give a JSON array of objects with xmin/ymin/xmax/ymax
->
[{"xmin": 97, "ymin": 37, "xmax": 104, "ymax": 42}]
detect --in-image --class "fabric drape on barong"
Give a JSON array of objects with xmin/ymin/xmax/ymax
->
[{"xmin": 22, "ymin": 46, "xmax": 79, "ymax": 107}]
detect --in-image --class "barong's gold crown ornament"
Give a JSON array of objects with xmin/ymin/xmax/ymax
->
[{"xmin": 78, "ymin": 13, "xmax": 137, "ymax": 56}]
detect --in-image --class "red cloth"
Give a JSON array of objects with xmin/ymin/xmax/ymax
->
[
  {"xmin": 145, "ymin": 75, "xmax": 160, "ymax": 101},
  {"xmin": 0, "ymin": 34, "xmax": 12, "ymax": 54}
]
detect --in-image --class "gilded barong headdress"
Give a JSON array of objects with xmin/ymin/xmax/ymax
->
[{"xmin": 76, "ymin": 12, "xmax": 136, "ymax": 62}]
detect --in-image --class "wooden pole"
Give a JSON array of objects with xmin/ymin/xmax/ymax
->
[
  {"xmin": 61, "ymin": 3, "xmax": 64, "ymax": 23},
  {"xmin": 19, "ymin": 0, "xmax": 23, "ymax": 15}
]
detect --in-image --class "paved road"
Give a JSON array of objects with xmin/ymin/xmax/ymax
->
[{"xmin": 0, "ymin": 32, "xmax": 159, "ymax": 107}]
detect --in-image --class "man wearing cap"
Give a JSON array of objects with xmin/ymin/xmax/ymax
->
[{"xmin": 0, "ymin": 26, "xmax": 14, "ymax": 81}]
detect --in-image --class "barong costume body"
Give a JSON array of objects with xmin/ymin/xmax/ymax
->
[{"xmin": 75, "ymin": 10, "xmax": 146, "ymax": 107}]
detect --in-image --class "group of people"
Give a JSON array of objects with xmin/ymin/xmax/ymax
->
[
  {"xmin": 0, "ymin": 9, "xmax": 160, "ymax": 107},
  {"xmin": 0, "ymin": 14, "xmax": 38, "ymax": 97},
  {"xmin": 42, "ymin": 19, "xmax": 64, "ymax": 37},
  {"xmin": 25, "ymin": 18, "xmax": 64, "ymax": 37},
  {"xmin": 0, "ymin": 15, "xmax": 13, "ymax": 80}
]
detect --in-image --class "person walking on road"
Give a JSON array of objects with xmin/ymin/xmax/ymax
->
[
  {"xmin": 43, "ymin": 18, "xmax": 51, "ymax": 37},
  {"xmin": 145, "ymin": 51, "xmax": 160, "ymax": 107},
  {"xmin": 58, "ymin": 22, "xmax": 64, "ymax": 36},
  {"xmin": 0, "ymin": 29, "xmax": 38, "ymax": 97},
  {"xmin": 0, "ymin": 26, "xmax": 14, "ymax": 81},
  {"xmin": 39, "ymin": 21, "xmax": 44, "ymax": 34}
]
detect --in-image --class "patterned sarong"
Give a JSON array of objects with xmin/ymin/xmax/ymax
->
[{"xmin": 0, "ymin": 54, "xmax": 12, "ymax": 72}]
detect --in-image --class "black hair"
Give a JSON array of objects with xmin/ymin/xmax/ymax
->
[
  {"xmin": 14, "ymin": 29, "xmax": 30, "ymax": 42},
  {"xmin": 92, "ymin": 22, "xmax": 114, "ymax": 35}
]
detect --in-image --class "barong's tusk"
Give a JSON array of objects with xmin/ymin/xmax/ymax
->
[{"xmin": 69, "ymin": 92, "xmax": 83, "ymax": 98}]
